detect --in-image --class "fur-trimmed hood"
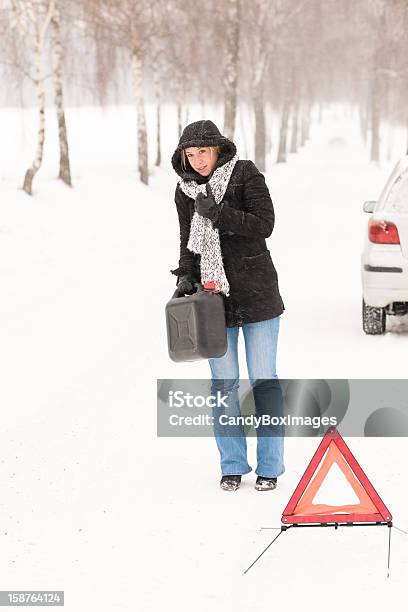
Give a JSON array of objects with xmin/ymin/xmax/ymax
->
[{"xmin": 171, "ymin": 120, "xmax": 237, "ymax": 183}]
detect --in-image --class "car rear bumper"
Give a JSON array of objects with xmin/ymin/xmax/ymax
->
[{"xmin": 361, "ymin": 248, "xmax": 408, "ymax": 307}]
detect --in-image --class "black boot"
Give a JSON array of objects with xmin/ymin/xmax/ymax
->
[
  {"xmin": 220, "ymin": 475, "xmax": 242, "ymax": 491},
  {"xmin": 255, "ymin": 476, "xmax": 277, "ymax": 491}
]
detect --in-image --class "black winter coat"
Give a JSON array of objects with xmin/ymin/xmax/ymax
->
[{"xmin": 171, "ymin": 120, "xmax": 284, "ymax": 328}]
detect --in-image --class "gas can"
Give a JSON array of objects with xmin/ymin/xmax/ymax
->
[{"xmin": 166, "ymin": 283, "xmax": 227, "ymax": 362}]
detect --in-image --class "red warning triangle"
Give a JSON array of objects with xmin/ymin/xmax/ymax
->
[{"xmin": 282, "ymin": 427, "xmax": 392, "ymax": 525}]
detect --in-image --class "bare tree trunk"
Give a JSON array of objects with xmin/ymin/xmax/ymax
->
[
  {"xmin": 251, "ymin": 0, "xmax": 269, "ymax": 171},
  {"xmin": 370, "ymin": 8, "xmax": 386, "ymax": 163},
  {"xmin": 370, "ymin": 72, "xmax": 381, "ymax": 162},
  {"xmin": 182, "ymin": 102, "xmax": 189, "ymax": 125},
  {"xmin": 177, "ymin": 101, "xmax": 183, "ymax": 138},
  {"xmin": 132, "ymin": 50, "xmax": 148, "ymax": 185},
  {"xmin": 406, "ymin": 116, "xmax": 408, "ymax": 155},
  {"xmin": 174, "ymin": 76, "xmax": 184, "ymax": 137},
  {"xmin": 359, "ymin": 103, "xmax": 369, "ymax": 146},
  {"xmin": 239, "ymin": 104, "xmax": 248, "ymax": 159},
  {"xmin": 370, "ymin": 39, "xmax": 382, "ymax": 161},
  {"xmin": 300, "ymin": 102, "xmax": 311, "ymax": 147},
  {"xmin": 155, "ymin": 103, "xmax": 161, "ymax": 167},
  {"xmin": 23, "ymin": 78, "xmax": 45, "ymax": 195},
  {"xmin": 290, "ymin": 103, "xmax": 299, "ymax": 153},
  {"xmin": 265, "ymin": 102, "xmax": 273, "ymax": 157},
  {"xmin": 22, "ymin": 0, "xmax": 55, "ymax": 195},
  {"xmin": 51, "ymin": 2, "xmax": 72, "ymax": 186},
  {"xmin": 288, "ymin": 63, "xmax": 299, "ymax": 154},
  {"xmin": 276, "ymin": 101, "xmax": 290, "ymax": 163},
  {"xmin": 152, "ymin": 58, "xmax": 161, "ymax": 167},
  {"xmin": 254, "ymin": 87, "xmax": 266, "ymax": 171},
  {"xmin": 223, "ymin": 0, "xmax": 240, "ymax": 140},
  {"xmin": 386, "ymin": 127, "xmax": 393, "ymax": 161}
]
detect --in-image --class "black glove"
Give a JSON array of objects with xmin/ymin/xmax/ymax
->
[
  {"xmin": 195, "ymin": 184, "xmax": 222, "ymax": 223},
  {"xmin": 177, "ymin": 274, "xmax": 195, "ymax": 295}
]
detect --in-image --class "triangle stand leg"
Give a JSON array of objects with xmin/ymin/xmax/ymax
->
[
  {"xmin": 242, "ymin": 526, "xmax": 292, "ymax": 575},
  {"xmin": 387, "ymin": 524, "xmax": 392, "ymax": 579}
]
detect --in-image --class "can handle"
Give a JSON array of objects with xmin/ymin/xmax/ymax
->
[{"xmin": 171, "ymin": 282, "xmax": 203, "ymax": 299}]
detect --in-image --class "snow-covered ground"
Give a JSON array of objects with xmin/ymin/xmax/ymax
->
[{"xmin": 0, "ymin": 105, "xmax": 407, "ymax": 612}]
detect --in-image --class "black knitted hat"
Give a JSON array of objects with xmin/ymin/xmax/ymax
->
[{"xmin": 171, "ymin": 119, "xmax": 237, "ymax": 182}]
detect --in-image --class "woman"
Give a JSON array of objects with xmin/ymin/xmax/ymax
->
[{"xmin": 171, "ymin": 119, "xmax": 285, "ymax": 492}]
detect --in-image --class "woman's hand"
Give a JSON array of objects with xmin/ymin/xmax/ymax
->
[
  {"xmin": 177, "ymin": 274, "xmax": 195, "ymax": 295},
  {"xmin": 194, "ymin": 184, "xmax": 221, "ymax": 223}
]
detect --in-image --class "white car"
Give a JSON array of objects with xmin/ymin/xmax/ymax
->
[{"xmin": 361, "ymin": 155, "xmax": 408, "ymax": 334}]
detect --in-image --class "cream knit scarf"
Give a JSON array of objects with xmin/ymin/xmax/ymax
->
[{"xmin": 178, "ymin": 154, "xmax": 238, "ymax": 296}]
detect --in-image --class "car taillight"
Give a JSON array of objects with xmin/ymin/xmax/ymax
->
[{"xmin": 368, "ymin": 219, "xmax": 400, "ymax": 244}]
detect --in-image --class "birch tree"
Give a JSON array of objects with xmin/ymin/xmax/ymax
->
[
  {"xmin": 223, "ymin": 0, "xmax": 240, "ymax": 140},
  {"xmin": 241, "ymin": 0, "xmax": 296, "ymax": 169},
  {"xmin": 369, "ymin": 2, "xmax": 386, "ymax": 162},
  {"xmin": 152, "ymin": 55, "xmax": 161, "ymax": 167},
  {"xmin": 245, "ymin": 0, "xmax": 270, "ymax": 171},
  {"xmin": 9, "ymin": 0, "xmax": 55, "ymax": 195},
  {"xmin": 276, "ymin": 75, "xmax": 291, "ymax": 163},
  {"xmin": 157, "ymin": 0, "xmax": 211, "ymax": 139},
  {"xmin": 50, "ymin": 2, "xmax": 71, "ymax": 186},
  {"xmin": 84, "ymin": 0, "xmax": 162, "ymax": 185}
]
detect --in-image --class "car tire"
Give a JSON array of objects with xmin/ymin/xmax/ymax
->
[{"xmin": 362, "ymin": 299, "xmax": 386, "ymax": 335}]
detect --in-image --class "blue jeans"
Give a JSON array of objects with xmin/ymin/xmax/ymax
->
[{"xmin": 208, "ymin": 317, "xmax": 285, "ymax": 478}]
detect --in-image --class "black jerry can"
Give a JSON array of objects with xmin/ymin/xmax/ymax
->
[{"xmin": 166, "ymin": 283, "xmax": 227, "ymax": 362}]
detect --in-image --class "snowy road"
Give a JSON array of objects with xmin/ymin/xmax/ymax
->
[{"xmin": 0, "ymin": 107, "xmax": 407, "ymax": 611}]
